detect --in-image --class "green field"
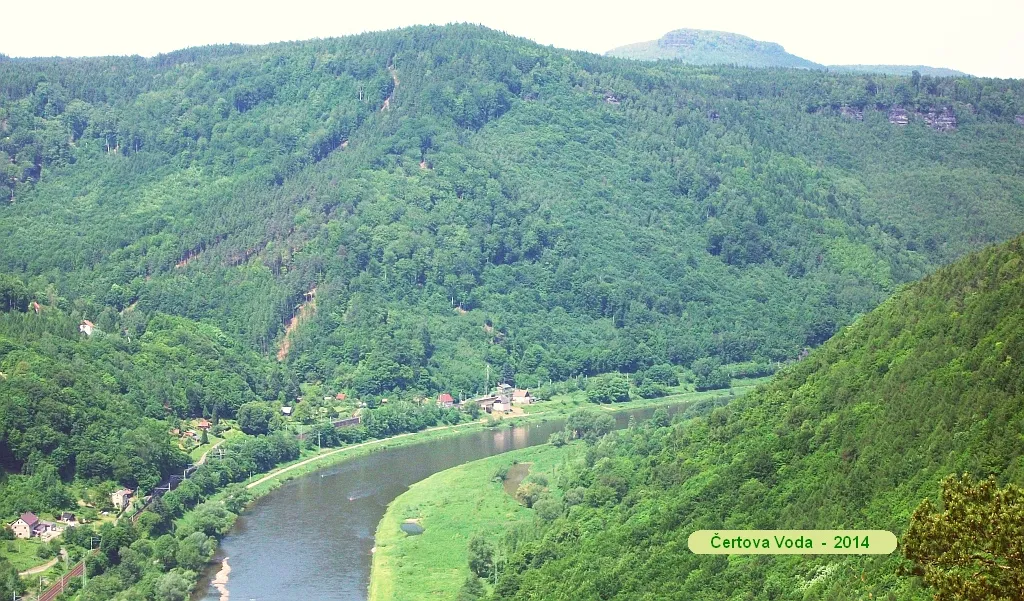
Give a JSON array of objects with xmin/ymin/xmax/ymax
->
[
  {"xmin": 369, "ymin": 443, "xmax": 571, "ymax": 601},
  {"xmin": 0, "ymin": 538, "xmax": 52, "ymax": 573}
]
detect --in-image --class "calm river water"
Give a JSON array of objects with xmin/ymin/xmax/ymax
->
[{"xmin": 196, "ymin": 404, "xmax": 683, "ymax": 601}]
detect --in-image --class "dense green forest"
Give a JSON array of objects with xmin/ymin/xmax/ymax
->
[
  {"xmin": 477, "ymin": 234, "xmax": 1024, "ymax": 600},
  {"xmin": 1, "ymin": 25, "xmax": 1023, "ymax": 404}
]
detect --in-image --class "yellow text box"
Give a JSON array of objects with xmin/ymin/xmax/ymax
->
[{"xmin": 688, "ymin": 530, "xmax": 897, "ymax": 554}]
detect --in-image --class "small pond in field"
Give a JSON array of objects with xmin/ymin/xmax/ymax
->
[
  {"xmin": 399, "ymin": 521, "xmax": 424, "ymax": 536},
  {"xmin": 501, "ymin": 462, "xmax": 533, "ymax": 497}
]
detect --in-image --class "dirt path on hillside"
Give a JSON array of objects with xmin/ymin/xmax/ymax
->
[
  {"xmin": 381, "ymin": 64, "xmax": 398, "ymax": 112},
  {"xmin": 19, "ymin": 557, "xmax": 57, "ymax": 576},
  {"xmin": 196, "ymin": 438, "xmax": 225, "ymax": 466},
  {"xmin": 277, "ymin": 287, "xmax": 317, "ymax": 361}
]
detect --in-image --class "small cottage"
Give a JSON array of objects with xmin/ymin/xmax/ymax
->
[
  {"xmin": 281, "ymin": 406, "xmax": 293, "ymax": 416},
  {"xmin": 196, "ymin": 418, "xmax": 211, "ymax": 431},
  {"xmin": 437, "ymin": 393, "xmax": 455, "ymax": 408},
  {"xmin": 79, "ymin": 320, "xmax": 96, "ymax": 336},
  {"xmin": 512, "ymin": 389, "xmax": 534, "ymax": 405}
]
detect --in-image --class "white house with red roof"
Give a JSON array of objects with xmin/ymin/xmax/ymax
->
[
  {"xmin": 79, "ymin": 320, "xmax": 96, "ymax": 336},
  {"xmin": 437, "ymin": 393, "xmax": 455, "ymax": 408}
]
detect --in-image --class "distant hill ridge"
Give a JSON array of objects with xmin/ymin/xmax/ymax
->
[
  {"xmin": 607, "ymin": 28, "xmax": 969, "ymax": 76},
  {"xmin": 608, "ymin": 28, "xmax": 820, "ymax": 69}
]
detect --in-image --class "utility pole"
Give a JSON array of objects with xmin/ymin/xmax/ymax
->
[{"xmin": 485, "ymin": 364, "xmax": 490, "ymax": 393}]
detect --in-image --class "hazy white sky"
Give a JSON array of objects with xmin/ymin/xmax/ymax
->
[{"xmin": 4, "ymin": 0, "xmax": 1022, "ymax": 78}]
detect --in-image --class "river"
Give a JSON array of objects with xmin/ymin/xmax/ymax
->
[{"xmin": 196, "ymin": 404, "xmax": 685, "ymax": 601}]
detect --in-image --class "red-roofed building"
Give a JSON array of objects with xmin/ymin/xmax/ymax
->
[
  {"xmin": 79, "ymin": 320, "xmax": 96, "ymax": 336},
  {"xmin": 437, "ymin": 393, "xmax": 455, "ymax": 408},
  {"xmin": 196, "ymin": 418, "xmax": 211, "ymax": 431},
  {"xmin": 336, "ymin": 393, "xmax": 347, "ymax": 401}
]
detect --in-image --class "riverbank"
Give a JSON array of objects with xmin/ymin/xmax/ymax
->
[
  {"xmin": 241, "ymin": 379, "xmax": 764, "ymax": 497},
  {"xmin": 368, "ymin": 444, "xmax": 571, "ymax": 601}
]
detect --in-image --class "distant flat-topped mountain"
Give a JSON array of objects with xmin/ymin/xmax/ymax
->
[
  {"xmin": 607, "ymin": 28, "xmax": 970, "ymax": 76},
  {"xmin": 606, "ymin": 29, "xmax": 821, "ymax": 69}
]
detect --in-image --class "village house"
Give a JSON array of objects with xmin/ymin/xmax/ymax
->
[
  {"xmin": 492, "ymin": 400, "xmax": 511, "ymax": 414},
  {"xmin": 9, "ymin": 512, "xmax": 59, "ymax": 539},
  {"xmin": 60, "ymin": 512, "xmax": 77, "ymax": 526},
  {"xmin": 79, "ymin": 320, "xmax": 96, "ymax": 336},
  {"xmin": 10, "ymin": 513, "xmax": 37, "ymax": 539},
  {"xmin": 196, "ymin": 418, "xmax": 211, "ymax": 431},
  {"xmin": 335, "ymin": 392, "xmax": 346, "ymax": 401},
  {"xmin": 111, "ymin": 488, "xmax": 133, "ymax": 511},
  {"xmin": 473, "ymin": 395, "xmax": 498, "ymax": 413},
  {"xmin": 437, "ymin": 393, "xmax": 455, "ymax": 408},
  {"xmin": 281, "ymin": 406, "xmax": 293, "ymax": 416},
  {"xmin": 512, "ymin": 389, "xmax": 534, "ymax": 405}
]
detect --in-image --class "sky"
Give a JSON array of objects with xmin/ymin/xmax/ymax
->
[{"xmin": 3, "ymin": 0, "xmax": 1022, "ymax": 78}]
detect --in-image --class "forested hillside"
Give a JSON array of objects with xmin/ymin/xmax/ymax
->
[
  {"xmin": 2, "ymin": 25, "xmax": 1022, "ymax": 404},
  {"xmin": 0, "ymin": 274, "xmax": 291, "ymax": 506},
  {"xmin": 483, "ymin": 234, "xmax": 1024, "ymax": 600}
]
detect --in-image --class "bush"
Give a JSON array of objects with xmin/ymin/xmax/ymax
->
[
  {"xmin": 585, "ymin": 374, "xmax": 630, "ymax": 404},
  {"xmin": 515, "ymin": 482, "xmax": 547, "ymax": 508},
  {"xmin": 533, "ymin": 496, "xmax": 563, "ymax": 521},
  {"xmin": 468, "ymin": 535, "xmax": 495, "ymax": 579},
  {"xmin": 548, "ymin": 430, "xmax": 569, "ymax": 447},
  {"xmin": 564, "ymin": 487, "xmax": 587, "ymax": 506},
  {"xmin": 643, "ymin": 364, "xmax": 679, "ymax": 386},
  {"xmin": 637, "ymin": 382, "xmax": 667, "ymax": 398},
  {"xmin": 526, "ymin": 474, "xmax": 549, "ymax": 487}
]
